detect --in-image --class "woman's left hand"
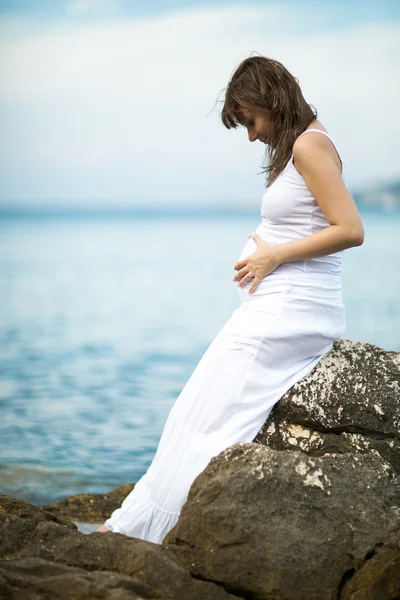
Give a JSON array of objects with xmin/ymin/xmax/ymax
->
[{"xmin": 233, "ymin": 233, "xmax": 280, "ymax": 294}]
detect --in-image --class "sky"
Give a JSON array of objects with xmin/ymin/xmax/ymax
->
[{"xmin": 0, "ymin": 0, "xmax": 399, "ymax": 210}]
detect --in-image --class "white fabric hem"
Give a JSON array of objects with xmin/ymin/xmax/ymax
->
[{"xmin": 104, "ymin": 498, "xmax": 180, "ymax": 544}]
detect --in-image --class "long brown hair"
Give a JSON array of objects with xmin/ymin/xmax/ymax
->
[{"xmin": 221, "ymin": 55, "xmax": 317, "ymax": 186}]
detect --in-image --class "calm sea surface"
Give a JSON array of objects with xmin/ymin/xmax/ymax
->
[{"xmin": 1, "ymin": 211, "xmax": 399, "ymax": 505}]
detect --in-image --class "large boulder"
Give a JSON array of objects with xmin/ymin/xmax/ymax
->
[
  {"xmin": 164, "ymin": 443, "xmax": 400, "ymax": 600},
  {"xmin": 254, "ymin": 338, "xmax": 400, "ymax": 474},
  {"xmin": 162, "ymin": 338, "xmax": 400, "ymax": 600},
  {"xmin": 0, "ymin": 496, "xmax": 242, "ymax": 600}
]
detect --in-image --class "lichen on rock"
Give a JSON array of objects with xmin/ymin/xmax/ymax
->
[{"xmin": 255, "ymin": 338, "xmax": 400, "ymax": 475}]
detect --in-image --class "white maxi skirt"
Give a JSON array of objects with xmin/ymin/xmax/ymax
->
[{"xmin": 104, "ymin": 274, "xmax": 346, "ymax": 543}]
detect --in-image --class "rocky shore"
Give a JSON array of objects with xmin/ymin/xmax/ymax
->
[
  {"xmin": 1, "ymin": 338, "xmax": 399, "ymax": 599},
  {"xmin": 42, "ymin": 483, "xmax": 135, "ymax": 525}
]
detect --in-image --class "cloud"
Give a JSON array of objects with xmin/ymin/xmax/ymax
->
[
  {"xmin": 66, "ymin": 0, "xmax": 121, "ymax": 17},
  {"xmin": 0, "ymin": 4, "xmax": 399, "ymax": 206}
]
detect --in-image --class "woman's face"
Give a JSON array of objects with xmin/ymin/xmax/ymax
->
[{"xmin": 239, "ymin": 105, "xmax": 273, "ymax": 145}]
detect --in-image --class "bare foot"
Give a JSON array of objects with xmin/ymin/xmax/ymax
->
[{"xmin": 94, "ymin": 525, "xmax": 112, "ymax": 533}]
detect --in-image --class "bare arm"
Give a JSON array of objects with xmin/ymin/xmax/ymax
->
[{"xmin": 273, "ymin": 133, "xmax": 364, "ymax": 265}]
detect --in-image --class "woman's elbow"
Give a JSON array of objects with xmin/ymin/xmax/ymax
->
[{"xmin": 348, "ymin": 225, "xmax": 365, "ymax": 247}]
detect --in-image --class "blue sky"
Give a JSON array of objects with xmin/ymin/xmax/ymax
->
[
  {"xmin": 1, "ymin": 0, "xmax": 399, "ymax": 23},
  {"xmin": 0, "ymin": 0, "xmax": 399, "ymax": 208}
]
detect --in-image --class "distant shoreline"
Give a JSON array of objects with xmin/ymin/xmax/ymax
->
[
  {"xmin": 1, "ymin": 179, "xmax": 400, "ymax": 217},
  {"xmin": 0, "ymin": 205, "xmax": 398, "ymax": 219}
]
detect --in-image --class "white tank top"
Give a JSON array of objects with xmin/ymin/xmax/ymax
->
[{"xmin": 237, "ymin": 129, "xmax": 345, "ymax": 293}]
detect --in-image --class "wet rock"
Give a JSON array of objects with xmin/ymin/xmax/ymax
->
[
  {"xmin": 164, "ymin": 443, "xmax": 400, "ymax": 600},
  {"xmin": 42, "ymin": 483, "xmax": 135, "ymax": 523},
  {"xmin": 0, "ymin": 495, "xmax": 241, "ymax": 600},
  {"xmin": 255, "ymin": 338, "xmax": 400, "ymax": 474}
]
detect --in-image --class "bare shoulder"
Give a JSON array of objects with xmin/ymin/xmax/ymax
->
[{"xmin": 292, "ymin": 124, "xmax": 342, "ymax": 174}]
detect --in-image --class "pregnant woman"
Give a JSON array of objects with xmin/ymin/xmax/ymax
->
[{"xmin": 96, "ymin": 55, "xmax": 364, "ymax": 542}]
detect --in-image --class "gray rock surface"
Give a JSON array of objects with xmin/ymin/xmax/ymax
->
[
  {"xmin": 164, "ymin": 443, "xmax": 400, "ymax": 600},
  {"xmin": 254, "ymin": 338, "xmax": 400, "ymax": 474},
  {"xmin": 0, "ymin": 557, "xmax": 153, "ymax": 600},
  {"xmin": 0, "ymin": 496, "xmax": 242, "ymax": 600}
]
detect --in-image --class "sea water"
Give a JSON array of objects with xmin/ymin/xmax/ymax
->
[{"xmin": 0, "ymin": 211, "xmax": 399, "ymax": 505}]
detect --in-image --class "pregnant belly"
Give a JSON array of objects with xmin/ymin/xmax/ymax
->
[
  {"xmin": 237, "ymin": 236, "xmax": 257, "ymax": 262},
  {"xmin": 237, "ymin": 225, "xmax": 275, "ymax": 262},
  {"xmin": 235, "ymin": 236, "xmax": 264, "ymax": 302},
  {"xmin": 235, "ymin": 232, "xmax": 293, "ymax": 302}
]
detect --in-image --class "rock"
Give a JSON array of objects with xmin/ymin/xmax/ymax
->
[
  {"xmin": 0, "ymin": 495, "xmax": 242, "ymax": 600},
  {"xmin": 339, "ymin": 545, "xmax": 400, "ymax": 600},
  {"xmin": 163, "ymin": 443, "xmax": 400, "ymax": 600},
  {"xmin": 254, "ymin": 338, "xmax": 400, "ymax": 474},
  {"xmin": 42, "ymin": 483, "xmax": 135, "ymax": 523},
  {"xmin": 0, "ymin": 557, "xmax": 152, "ymax": 600},
  {"xmin": 0, "ymin": 495, "xmax": 77, "ymax": 561}
]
